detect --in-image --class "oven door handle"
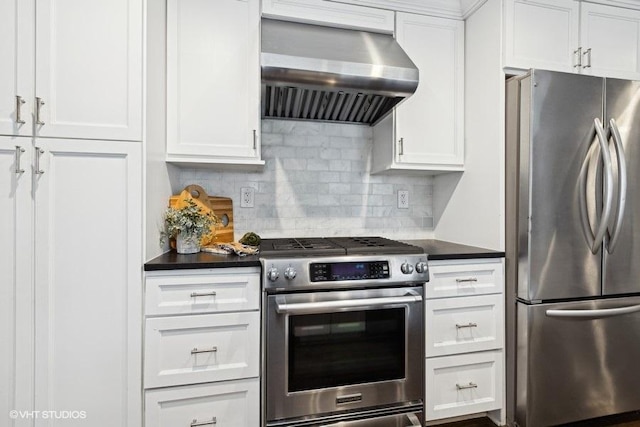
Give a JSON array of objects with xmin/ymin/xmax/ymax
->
[{"xmin": 275, "ymin": 294, "xmax": 422, "ymax": 315}]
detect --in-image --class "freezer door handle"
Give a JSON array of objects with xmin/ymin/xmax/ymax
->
[
  {"xmin": 546, "ymin": 304, "xmax": 640, "ymax": 318},
  {"xmin": 607, "ymin": 118, "xmax": 627, "ymax": 254}
]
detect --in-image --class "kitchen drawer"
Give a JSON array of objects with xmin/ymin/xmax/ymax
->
[
  {"xmin": 144, "ymin": 312, "xmax": 259, "ymax": 388},
  {"xmin": 145, "ymin": 267, "xmax": 260, "ymax": 316},
  {"xmin": 426, "ymin": 294, "xmax": 503, "ymax": 357},
  {"xmin": 145, "ymin": 378, "xmax": 259, "ymax": 427},
  {"xmin": 425, "ymin": 350, "xmax": 503, "ymax": 421},
  {"xmin": 426, "ymin": 260, "xmax": 503, "ymax": 299}
]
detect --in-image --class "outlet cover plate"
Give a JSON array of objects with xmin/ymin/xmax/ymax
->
[
  {"xmin": 398, "ymin": 190, "xmax": 409, "ymax": 209},
  {"xmin": 241, "ymin": 187, "xmax": 254, "ymax": 208}
]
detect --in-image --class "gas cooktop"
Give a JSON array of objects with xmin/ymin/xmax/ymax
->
[{"xmin": 259, "ymin": 236, "xmax": 424, "ymax": 257}]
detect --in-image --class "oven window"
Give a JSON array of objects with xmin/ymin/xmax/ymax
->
[{"xmin": 288, "ymin": 308, "xmax": 405, "ymax": 392}]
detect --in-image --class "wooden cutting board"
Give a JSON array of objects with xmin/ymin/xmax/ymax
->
[{"xmin": 169, "ymin": 185, "xmax": 234, "ymax": 243}]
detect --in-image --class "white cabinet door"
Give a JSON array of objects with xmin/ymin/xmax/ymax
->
[
  {"xmin": 372, "ymin": 13, "xmax": 464, "ymax": 173},
  {"xmin": 166, "ymin": 0, "xmax": 264, "ymax": 166},
  {"xmin": 580, "ymin": 2, "xmax": 640, "ymax": 80},
  {"xmin": 145, "ymin": 312, "xmax": 260, "ymax": 388},
  {"xmin": 33, "ymin": 138, "xmax": 142, "ymax": 427},
  {"xmin": 425, "ymin": 350, "xmax": 503, "ymax": 421},
  {"xmin": 34, "ymin": 0, "xmax": 142, "ymax": 141},
  {"xmin": 145, "ymin": 379, "xmax": 260, "ymax": 427},
  {"xmin": 503, "ymin": 0, "xmax": 579, "ymax": 72},
  {"xmin": 426, "ymin": 294, "xmax": 504, "ymax": 357},
  {"xmin": 0, "ymin": 0, "xmax": 34, "ymax": 137},
  {"xmin": 145, "ymin": 268, "xmax": 261, "ymax": 316},
  {"xmin": 0, "ymin": 136, "xmax": 32, "ymax": 427}
]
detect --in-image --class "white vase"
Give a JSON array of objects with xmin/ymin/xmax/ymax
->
[{"xmin": 176, "ymin": 231, "xmax": 200, "ymax": 254}]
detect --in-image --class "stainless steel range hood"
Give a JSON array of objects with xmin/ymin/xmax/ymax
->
[{"xmin": 261, "ymin": 18, "xmax": 419, "ymax": 126}]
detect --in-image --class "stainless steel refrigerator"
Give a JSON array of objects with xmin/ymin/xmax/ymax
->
[{"xmin": 506, "ymin": 69, "xmax": 640, "ymax": 427}]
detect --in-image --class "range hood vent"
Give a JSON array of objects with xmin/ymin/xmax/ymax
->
[{"xmin": 261, "ymin": 18, "xmax": 419, "ymax": 126}]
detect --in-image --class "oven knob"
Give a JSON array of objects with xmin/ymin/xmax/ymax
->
[
  {"xmin": 284, "ymin": 267, "xmax": 297, "ymax": 280},
  {"xmin": 400, "ymin": 262, "xmax": 414, "ymax": 274},
  {"xmin": 267, "ymin": 267, "xmax": 280, "ymax": 282},
  {"xmin": 415, "ymin": 261, "xmax": 428, "ymax": 274}
]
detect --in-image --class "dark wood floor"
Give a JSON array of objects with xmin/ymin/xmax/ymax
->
[{"xmin": 437, "ymin": 412, "xmax": 640, "ymax": 427}]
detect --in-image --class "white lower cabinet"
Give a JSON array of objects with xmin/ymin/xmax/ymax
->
[
  {"xmin": 144, "ymin": 267, "xmax": 261, "ymax": 426},
  {"xmin": 145, "ymin": 312, "xmax": 260, "ymax": 388},
  {"xmin": 425, "ymin": 258, "xmax": 505, "ymax": 424},
  {"xmin": 1, "ymin": 136, "xmax": 143, "ymax": 427},
  {"xmin": 425, "ymin": 350, "xmax": 503, "ymax": 420},
  {"xmin": 145, "ymin": 378, "xmax": 259, "ymax": 427}
]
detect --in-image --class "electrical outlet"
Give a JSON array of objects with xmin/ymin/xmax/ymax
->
[
  {"xmin": 398, "ymin": 190, "xmax": 409, "ymax": 209},
  {"xmin": 240, "ymin": 187, "xmax": 255, "ymax": 208}
]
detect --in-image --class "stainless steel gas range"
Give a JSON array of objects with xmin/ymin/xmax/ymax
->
[{"xmin": 260, "ymin": 237, "xmax": 429, "ymax": 427}]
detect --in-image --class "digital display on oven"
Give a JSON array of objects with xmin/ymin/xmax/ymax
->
[{"xmin": 310, "ymin": 261, "xmax": 390, "ymax": 282}]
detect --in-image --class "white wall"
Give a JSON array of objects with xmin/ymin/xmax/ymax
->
[
  {"xmin": 434, "ymin": 0, "xmax": 504, "ymax": 251},
  {"xmin": 145, "ymin": 0, "xmax": 180, "ymax": 261},
  {"xmin": 178, "ymin": 120, "xmax": 436, "ymax": 240}
]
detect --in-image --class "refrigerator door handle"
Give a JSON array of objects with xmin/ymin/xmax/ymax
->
[
  {"xmin": 607, "ymin": 118, "xmax": 627, "ymax": 253},
  {"xmin": 578, "ymin": 138, "xmax": 598, "ymax": 251},
  {"xmin": 546, "ymin": 304, "xmax": 640, "ymax": 319},
  {"xmin": 579, "ymin": 118, "xmax": 614, "ymax": 253},
  {"xmin": 593, "ymin": 118, "xmax": 615, "ymax": 253}
]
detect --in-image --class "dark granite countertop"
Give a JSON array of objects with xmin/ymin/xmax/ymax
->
[
  {"xmin": 402, "ymin": 239, "xmax": 504, "ymax": 260},
  {"xmin": 144, "ymin": 251, "xmax": 261, "ymax": 271},
  {"xmin": 145, "ymin": 239, "xmax": 504, "ymax": 271}
]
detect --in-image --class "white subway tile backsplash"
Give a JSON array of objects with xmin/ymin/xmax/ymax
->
[{"xmin": 178, "ymin": 120, "xmax": 434, "ymax": 239}]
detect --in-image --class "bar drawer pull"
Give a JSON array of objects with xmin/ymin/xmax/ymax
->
[
  {"xmin": 456, "ymin": 382, "xmax": 478, "ymax": 390},
  {"xmin": 191, "ymin": 417, "xmax": 216, "ymax": 426},
  {"xmin": 191, "ymin": 346, "xmax": 217, "ymax": 355},
  {"xmin": 456, "ymin": 322, "xmax": 478, "ymax": 329},
  {"xmin": 456, "ymin": 277, "xmax": 478, "ymax": 283},
  {"xmin": 16, "ymin": 96, "xmax": 26, "ymax": 124},
  {"xmin": 190, "ymin": 291, "xmax": 216, "ymax": 298},
  {"xmin": 14, "ymin": 146, "xmax": 25, "ymax": 173}
]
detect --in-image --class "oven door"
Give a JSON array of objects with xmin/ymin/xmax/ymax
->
[{"xmin": 265, "ymin": 286, "xmax": 424, "ymax": 424}]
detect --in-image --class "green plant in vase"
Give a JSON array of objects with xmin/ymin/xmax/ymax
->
[{"xmin": 160, "ymin": 198, "xmax": 218, "ymax": 254}]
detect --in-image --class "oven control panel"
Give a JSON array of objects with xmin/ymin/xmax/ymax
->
[
  {"xmin": 261, "ymin": 255, "xmax": 429, "ymax": 291},
  {"xmin": 310, "ymin": 261, "xmax": 390, "ymax": 282}
]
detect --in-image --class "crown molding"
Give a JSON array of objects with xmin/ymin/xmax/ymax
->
[{"xmin": 324, "ymin": 0, "xmax": 488, "ymax": 19}]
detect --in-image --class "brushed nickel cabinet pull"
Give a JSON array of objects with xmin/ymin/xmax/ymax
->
[
  {"xmin": 456, "ymin": 382, "xmax": 478, "ymax": 390},
  {"xmin": 455, "ymin": 277, "xmax": 478, "ymax": 283},
  {"xmin": 252, "ymin": 129, "xmax": 257, "ymax": 150},
  {"xmin": 14, "ymin": 146, "xmax": 25, "ymax": 174},
  {"xmin": 191, "ymin": 346, "xmax": 217, "ymax": 355},
  {"xmin": 191, "ymin": 417, "xmax": 217, "ymax": 426},
  {"xmin": 574, "ymin": 47, "xmax": 582, "ymax": 68},
  {"xmin": 398, "ymin": 137, "xmax": 404, "ymax": 155},
  {"xmin": 34, "ymin": 147, "xmax": 45, "ymax": 175},
  {"xmin": 583, "ymin": 48, "xmax": 592, "ymax": 69},
  {"xmin": 456, "ymin": 322, "xmax": 478, "ymax": 329},
  {"xmin": 35, "ymin": 97, "xmax": 45, "ymax": 125},
  {"xmin": 16, "ymin": 96, "xmax": 26, "ymax": 124},
  {"xmin": 190, "ymin": 291, "xmax": 216, "ymax": 298}
]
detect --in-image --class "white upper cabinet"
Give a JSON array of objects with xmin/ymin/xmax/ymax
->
[
  {"xmin": 504, "ymin": 0, "xmax": 580, "ymax": 72},
  {"xmin": 35, "ymin": 0, "xmax": 143, "ymax": 140},
  {"xmin": 0, "ymin": 0, "xmax": 33, "ymax": 137},
  {"xmin": 0, "ymin": 0, "xmax": 142, "ymax": 141},
  {"xmin": 580, "ymin": 2, "xmax": 640, "ymax": 79},
  {"xmin": 372, "ymin": 13, "xmax": 464, "ymax": 173},
  {"xmin": 166, "ymin": 0, "xmax": 264, "ymax": 167},
  {"xmin": 261, "ymin": 0, "xmax": 394, "ymax": 33},
  {"xmin": 504, "ymin": 0, "xmax": 640, "ymax": 79}
]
